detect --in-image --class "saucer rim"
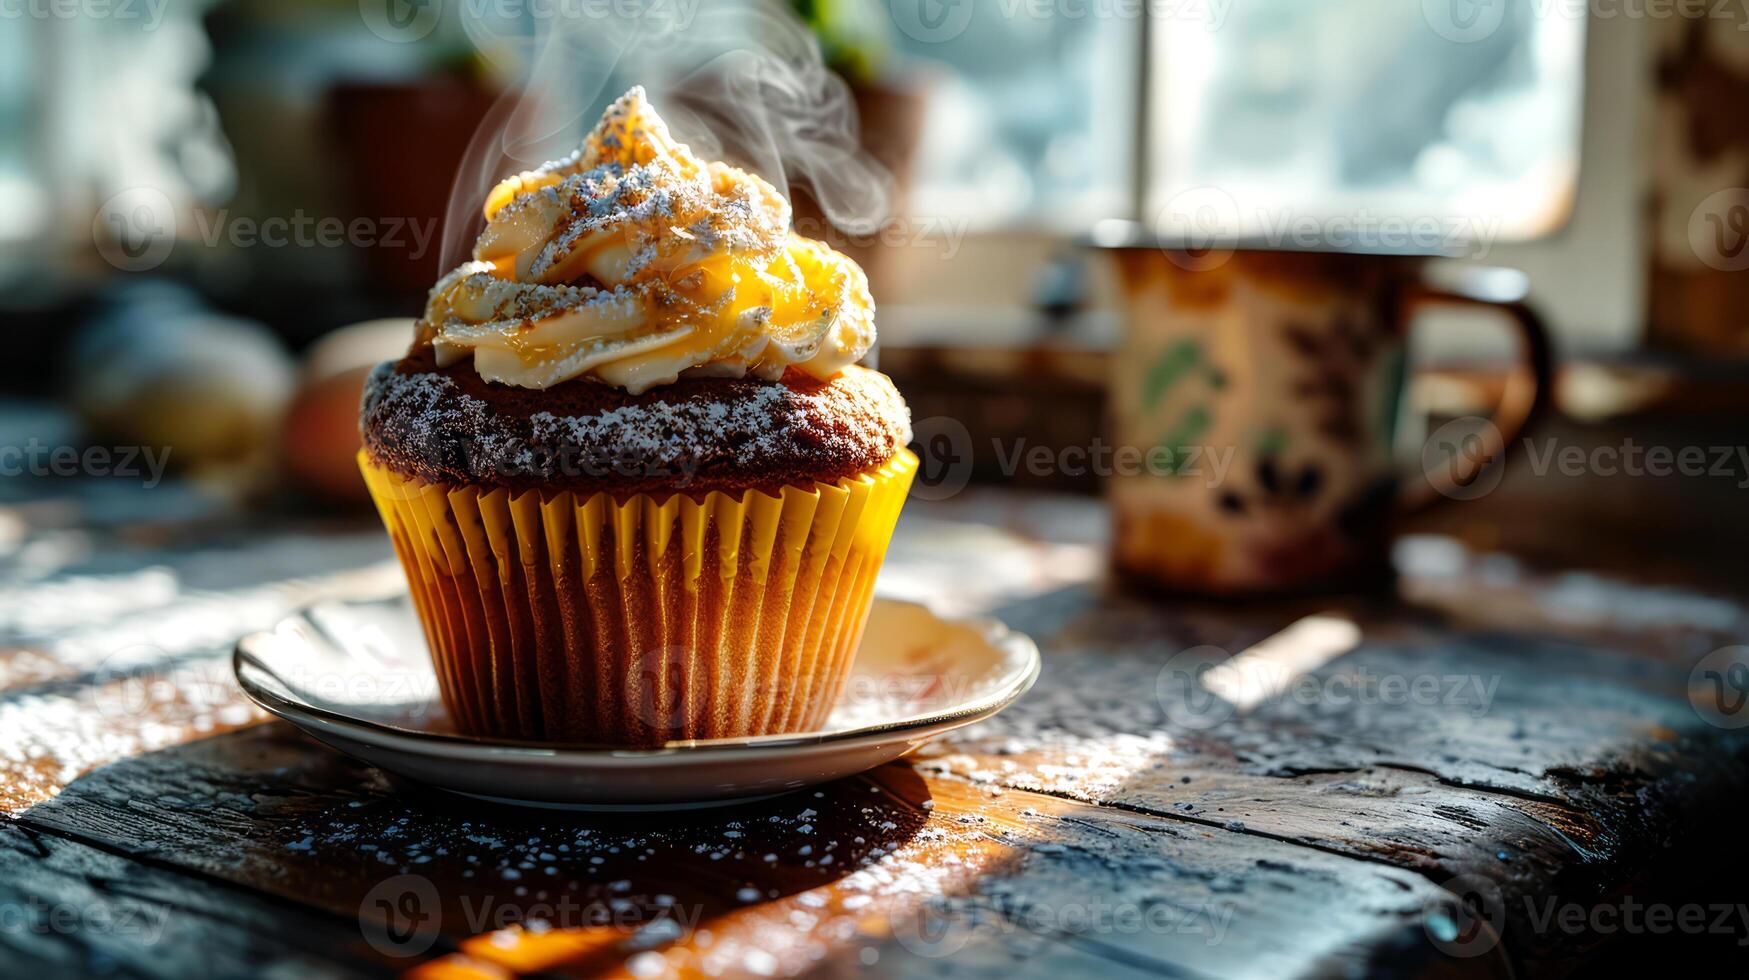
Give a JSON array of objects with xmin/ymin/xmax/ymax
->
[{"xmin": 233, "ymin": 596, "xmax": 1040, "ymax": 762}]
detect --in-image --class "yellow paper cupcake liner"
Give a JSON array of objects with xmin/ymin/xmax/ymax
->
[{"xmin": 358, "ymin": 449, "xmax": 917, "ymax": 745}]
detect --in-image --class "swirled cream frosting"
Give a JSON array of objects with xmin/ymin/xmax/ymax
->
[{"xmin": 416, "ymin": 86, "xmax": 876, "ymax": 394}]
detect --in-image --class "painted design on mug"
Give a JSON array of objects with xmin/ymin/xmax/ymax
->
[
  {"xmin": 1281, "ymin": 311, "xmax": 1390, "ymax": 446},
  {"xmin": 1216, "ymin": 454, "xmax": 1323, "ymax": 516},
  {"xmin": 1139, "ymin": 338, "xmax": 1226, "ymax": 476},
  {"xmin": 1211, "ymin": 450, "xmax": 1397, "ymax": 587}
]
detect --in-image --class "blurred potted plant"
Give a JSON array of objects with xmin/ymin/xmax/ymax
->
[{"xmin": 325, "ymin": 50, "xmax": 504, "ymax": 299}]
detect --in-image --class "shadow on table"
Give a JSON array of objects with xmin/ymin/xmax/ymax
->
[
  {"xmin": 967, "ymin": 576, "xmax": 1749, "ymax": 978},
  {"xmin": 19, "ymin": 722, "xmax": 937, "ymax": 973}
]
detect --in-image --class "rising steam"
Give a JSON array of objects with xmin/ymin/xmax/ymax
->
[{"xmin": 436, "ymin": 0, "xmax": 894, "ymax": 273}]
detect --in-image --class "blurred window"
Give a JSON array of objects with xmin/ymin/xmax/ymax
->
[
  {"xmin": 890, "ymin": 0, "xmax": 1585, "ymax": 243},
  {"xmin": 886, "ymin": 4, "xmax": 1138, "ymax": 229},
  {"xmin": 0, "ymin": 24, "xmax": 40, "ymax": 249}
]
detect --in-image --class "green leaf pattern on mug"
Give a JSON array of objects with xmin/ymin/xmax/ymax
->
[
  {"xmin": 1156, "ymin": 406, "xmax": 1212, "ymax": 474},
  {"xmin": 1139, "ymin": 340, "xmax": 1227, "ymax": 477},
  {"xmin": 1255, "ymin": 427, "xmax": 1289, "ymax": 456},
  {"xmin": 1141, "ymin": 339, "xmax": 1203, "ymax": 412}
]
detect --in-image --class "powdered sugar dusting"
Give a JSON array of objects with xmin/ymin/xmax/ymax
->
[
  {"xmin": 423, "ymin": 86, "xmax": 874, "ymax": 393},
  {"xmin": 361, "ymin": 361, "xmax": 911, "ymax": 490},
  {"xmin": 361, "ymin": 363, "xmax": 540, "ymax": 479}
]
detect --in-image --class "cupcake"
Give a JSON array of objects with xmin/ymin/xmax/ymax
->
[{"xmin": 358, "ymin": 88, "xmax": 915, "ymax": 745}]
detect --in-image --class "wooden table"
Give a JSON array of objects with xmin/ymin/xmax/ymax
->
[{"xmin": 2, "ymin": 464, "xmax": 1747, "ymax": 978}]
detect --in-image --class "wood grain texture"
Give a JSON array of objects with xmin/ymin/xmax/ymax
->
[
  {"xmin": 915, "ymin": 577, "xmax": 1749, "ymax": 974},
  {"xmin": 0, "ymin": 820, "xmax": 388, "ymax": 978},
  {"xmin": 2, "ymin": 473, "xmax": 1747, "ymax": 978},
  {"xmin": 0, "ymin": 507, "xmax": 404, "ymax": 813},
  {"xmin": 15, "ymin": 725, "xmax": 1481, "ymax": 979}
]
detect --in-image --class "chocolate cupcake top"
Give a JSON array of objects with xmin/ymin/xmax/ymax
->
[
  {"xmin": 363, "ymin": 86, "xmax": 909, "ymax": 495},
  {"xmin": 416, "ymin": 85, "xmax": 876, "ymax": 395},
  {"xmin": 363, "ymin": 348, "xmax": 910, "ymax": 496}
]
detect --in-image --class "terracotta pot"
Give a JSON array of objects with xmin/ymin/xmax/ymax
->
[{"xmin": 325, "ymin": 79, "xmax": 503, "ymax": 295}]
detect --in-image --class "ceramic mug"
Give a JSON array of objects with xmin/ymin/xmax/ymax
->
[{"xmin": 1102, "ymin": 244, "xmax": 1552, "ymax": 596}]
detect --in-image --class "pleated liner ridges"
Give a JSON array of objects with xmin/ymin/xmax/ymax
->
[{"xmin": 358, "ymin": 449, "xmax": 917, "ymax": 746}]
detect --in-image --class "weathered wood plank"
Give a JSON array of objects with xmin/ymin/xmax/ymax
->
[
  {"xmin": 947, "ymin": 581, "xmax": 1748, "ymax": 794},
  {"xmin": 916, "ymin": 582, "xmax": 1749, "ymax": 974},
  {"xmin": 4, "ymin": 483, "xmax": 1745, "ymax": 977},
  {"xmin": 14, "ymin": 724, "xmax": 1486, "ymax": 979},
  {"xmin": 0, "ymin": 819, "xmax": 391, "ymax": 978},
  {"xmin": 0, "ymin": 515, "xmax": 403, "ymax": 813},
  {"xmin": 1395, "ymin": 533, "xmax": 1749, "ymax": 665}
]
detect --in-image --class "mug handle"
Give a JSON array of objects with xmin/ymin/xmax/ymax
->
[{"xmin": 1397, "ymin": 267, "xmax": 1555, "ymax": 516}]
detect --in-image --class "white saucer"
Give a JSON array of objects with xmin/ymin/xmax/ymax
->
[{"xmin": 233, "ymin": 596, "xmax": 1038, "ymax": 810}]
